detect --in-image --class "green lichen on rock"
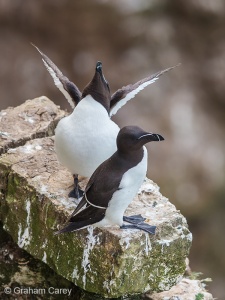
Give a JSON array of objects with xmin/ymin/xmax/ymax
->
[
  {"xmin": 195, "ymin": 293, "xmax": 204, "ymax": 300},
  {"xmin": 0, "ymin": 223, "xmax": 97, "ymax": 300},
  {"xmin": 0, "ymin": 136, "xmax": 192, "ymax": 298}
]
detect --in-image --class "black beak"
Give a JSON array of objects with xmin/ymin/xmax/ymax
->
[
  {"xmin": 95, "ymin": 61, "xmax": 109, "ymax": 88},
  {"xmin": 138, "ymin": 133, "xmax": 164, "ymax": 142},
  {"xmin": 96, "ymin": 61, "xmax": 102, "ymax": 73}
]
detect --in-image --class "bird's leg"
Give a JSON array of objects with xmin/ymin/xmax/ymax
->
[
  {"xmin": 68, "ymin": 174, "xmax": 84, "ymax": 199},
  {"xmin": 120, "ymin": 222, "xmax": 156, "ymax": 235},
  {"xmin": 123, "ymin": 214, "xmax": 146, "ymax": 224}
]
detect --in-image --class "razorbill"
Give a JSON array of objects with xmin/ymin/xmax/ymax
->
[
  {"xmin": 55, "ymin": 125, "xmax": 164, "ymax": 235},
  {"xmin": 33, "ymin": 44, "xmax": 177, "ymax": 198}
]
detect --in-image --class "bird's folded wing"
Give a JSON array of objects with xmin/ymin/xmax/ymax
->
[
  {"xmin": 70, "ymin": 159, "xmax": 122, "ymax": 218},
  {"xmin": 109, "ymin": 64, "xmax": 180, "ymax": 117},
  {"xmin": 68, "ymin": 165, "xmax": 108, "ymax": 218},
  {"xmin": 69, "ymin": 205, "xmax": 105, "ymax": 223},
  {"xmin": 32, "ymin": 44, "xmax": 81, "ymax": 108},
  {"xmin": 56, "ymin": 206, "xmax": 105, "ymax": 234},
  {"xmin": 70, "ymin": 183, "xmax": 114, "ymax": 218}
]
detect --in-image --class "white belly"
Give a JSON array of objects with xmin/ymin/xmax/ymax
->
[
  {"xmin": 55, "ymin": 95, "xmax": 119, "ymax": 177},
  {"xmin": 95, "ymin": 147, "xmax": 148, "ymax": 228}
]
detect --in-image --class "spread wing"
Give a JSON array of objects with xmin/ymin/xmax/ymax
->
[
  {"xmin": 110, "ymin": 64, "xmax": 180, "ymax": 117},
  {"xmin": 32, "ymin": 43, "xmax": 81, "ymax": 108}
]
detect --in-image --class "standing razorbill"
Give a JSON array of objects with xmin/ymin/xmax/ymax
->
[
  {"xmin": 33, "ymin": 44, "xmax": 178, "ymax": 198},
  {"xmin": 55, "ymin": 126, "xmax": 164, "ymax": 235}
]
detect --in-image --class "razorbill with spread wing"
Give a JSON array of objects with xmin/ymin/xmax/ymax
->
[
  {"xmin": 55, "ymin": 125, "xmax": 164, "ymax": 235},
  {"xmin": 33, "ymin": 44, "xmax": 177, "ymax": 198}
]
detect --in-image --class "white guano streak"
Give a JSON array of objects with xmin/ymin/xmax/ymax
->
[
  {"xmin": 18, "ymin": 200, "xmax": 31, "ymax": 248},
  {"xmin": 81, "ymin": 226, "xmax": 99, "ymax": 289}
]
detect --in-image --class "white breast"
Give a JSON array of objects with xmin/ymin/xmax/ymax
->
[
  {"xmin": 95, "ymin": 147, "xmax": 148, "ymax": 228},
  {"xmin": 55, "ymin": 95, "xmax": 119, "ymax": 177}
]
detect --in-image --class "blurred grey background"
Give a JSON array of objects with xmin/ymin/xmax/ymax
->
[{"xmin": 0, "ymin": 0, "xmax": 225, "ymax": 298}]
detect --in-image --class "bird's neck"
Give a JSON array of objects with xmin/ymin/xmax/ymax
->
[
  {"xmin": 117, "ymin": 148, "xmax": 144, "ymax": 167},
  {"xmin": 82, "ymin": 80, "xmax": 110, "ymax": 114}
]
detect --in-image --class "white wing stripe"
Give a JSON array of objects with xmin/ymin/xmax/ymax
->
[
  {"xmin": 109, "ymin": 77, "xmax": 158, "ymax": 117},
  {"xmin": 42, "ymin": 59, "xmax": 75, "ymax": 109}
]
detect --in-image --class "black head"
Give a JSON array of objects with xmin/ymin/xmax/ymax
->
[
  {"xmin": 82, "ymin": 61, "xmax": 111, "ymax": 113},
  {"xmin": 117, "ymin": 126, "xmax": 164, "ymax": 153}
]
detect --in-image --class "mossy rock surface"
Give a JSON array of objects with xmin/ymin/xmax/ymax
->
[{"xmin": 0, "ymin": 136, "xmax": 192, "ymax": 298}]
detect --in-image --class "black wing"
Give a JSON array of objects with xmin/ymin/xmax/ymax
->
[
  {"xmin": 32, "ymin": 43, "xmax": 81, "ymax": 108},
  {"xmin": 55, "ymin": 205, "xmax": 106, "ymax": 234},
  {"xmin": 110, "ymin": 64, "xmax": 180, "ymax": 117},
  {"xmin": 69, "ymin": 155, "xmax": 120, "ymax": 218}
]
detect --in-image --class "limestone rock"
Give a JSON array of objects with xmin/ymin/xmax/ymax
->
[
  {"xmin": 0, "ymin": 96, "xmax": 66, "ymax": 154},
  {"xmin": 147, "ymin": 278, "xmax": 213, "ymax": 300},
  {"xmin": 0, "ymin": 134, "xmax": 192, "ymax": 298}
]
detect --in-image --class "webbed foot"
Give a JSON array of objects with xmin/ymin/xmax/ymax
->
[
  {"xmin": 123, "ymin": 214, "xmax": 146, "ymax": 224},
  {"xmin": 120, "ymin": 222, "xmax": 156, "ymax": 235}
]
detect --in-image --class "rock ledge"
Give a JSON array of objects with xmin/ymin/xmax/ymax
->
[{"xmin": 0, "ymin": 97, "xmax": 192, "ymax": 298}]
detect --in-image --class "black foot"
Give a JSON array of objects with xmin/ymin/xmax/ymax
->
[
  {"xmin": 68, "ymin": 187, "xmax": 84, "ymax": 199},
  {"xmin": 123, "ymin": 214, "xmax": 146, "ymax": 224},
  {"xmin": 135, "ymin": 222, "xmax": 156, "ymax": 234},
  {"xmin": 68, "ymin": 173, "xmax": 84, "ymax": 199},
  {"xmin": 121, "ymin": 223, "xmax": 156, "ymax": 235}
]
